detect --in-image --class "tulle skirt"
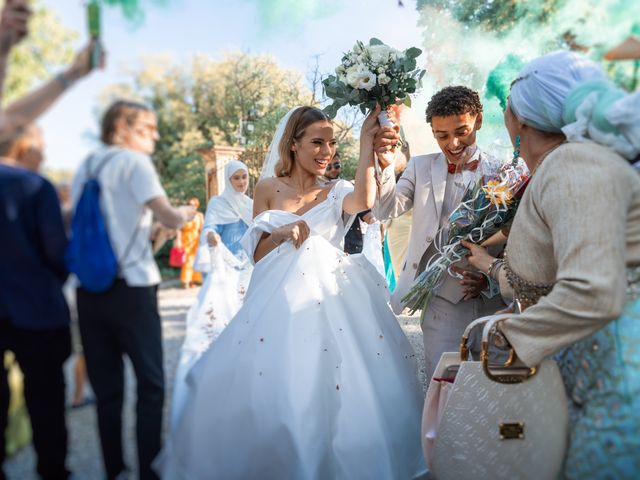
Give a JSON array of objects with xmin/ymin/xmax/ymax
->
[{"xmin": 159, "ymin": 235, "xmax": 426, "ymax": 479}]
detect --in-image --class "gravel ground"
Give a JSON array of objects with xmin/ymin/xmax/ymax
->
[{"xmin": 5, "ymin": 287, "xmax": 426, "ymax": 480}]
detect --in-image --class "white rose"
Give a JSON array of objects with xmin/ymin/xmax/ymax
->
[
  {"xmin": 378, "ymin": 73, "xmax": 390, "ymax": 85},
  {"xmin": 356, "ymin": 71, "xmax": 377, "ymax": 91},
  {"xmin": 368, "ymin": 45, "xmax": 391, "ymax": 65},
  {"xmin": 377, "ymin": 66, "xmax": 385, "ymax": 74},
  {"xmin": 345, "ymin": 64, "xmax": 364, "ymax": 88}
]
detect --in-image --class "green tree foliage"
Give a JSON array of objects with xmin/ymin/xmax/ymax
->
[
  {"xmin": 417, "ymin": 0, "xmax": 562, "ymax": 35},
  {"xmin": 331, "ymin": 114, "xmax": 360, "ymax": 181},
  {"xmin": 101, "ymin": 52, "xmax": 312, "ymax": 204},
  {"xmin": 1, "ymin": 0, "xmax": 77, "ymax": 103},
  {"xmin": 415, "ymin": 0, "xmax": 640, "ymax": 147}
]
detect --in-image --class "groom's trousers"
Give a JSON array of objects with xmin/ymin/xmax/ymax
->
[
  {"xmin": 77, "ymin": 280, "xmax": 164, "ymax": 480},
  {"xmin": 421, "ymin": 294, "xmax": 506, "ymax": 381}
]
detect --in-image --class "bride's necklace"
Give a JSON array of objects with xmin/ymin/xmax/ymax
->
[{"xmin": 284, "ymin": 176, "xmax": 322, "ymax": 204}]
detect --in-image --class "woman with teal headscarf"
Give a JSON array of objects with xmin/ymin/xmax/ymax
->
[{"xmin": 464, "ymin": 50, "xmax": 640, "ymax": 478}]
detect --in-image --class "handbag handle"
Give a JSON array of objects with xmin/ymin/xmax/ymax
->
[
  {"xmin": 480, "ymin": 316, "xmax": 538, "ymax": 384},
  {"xmin": 459, "ymin": 313, "xmax": 515, "ymax": 361}
]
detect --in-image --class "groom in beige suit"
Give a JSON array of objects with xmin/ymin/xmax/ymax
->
[{"xmin": 373, "ymin": 86, "xmax": 505, "ymax": 379}]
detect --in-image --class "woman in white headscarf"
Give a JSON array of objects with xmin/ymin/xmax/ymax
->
[
  {"xmin": 463, "ymin": 51, "xmax": 640, "ymax": 478},
  {"xmin": 168, "ymin": 160, "xmax": 254, "ymax": 432},
  {"xmin": 200, "ymin": 159, "xmax": 254, "ymax": 255}
]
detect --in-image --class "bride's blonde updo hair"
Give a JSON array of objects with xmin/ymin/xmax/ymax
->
[{"xmin": 275, "ymin": 106, "xmax": 330, "ymax": 177}]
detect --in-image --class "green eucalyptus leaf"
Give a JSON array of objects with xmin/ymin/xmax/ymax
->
[
  {"xmin": 322, "ymin": 104, "xmax": 337, "ymax": 118},
  {"xmin": 369, "ymin": 37, "xmax": 384, "ymax": 46},
  {"xmin": 405, "ymin": 47, "xmax": 422, "ymax": 59},
  {"xmin": 404, "ymin": 58, "xmax": 417, "ymax": 71}
]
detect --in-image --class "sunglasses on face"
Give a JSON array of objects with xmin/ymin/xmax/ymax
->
[{"xmin": 327, "ymin": 163, "xmax": 342, "ymax": 170}]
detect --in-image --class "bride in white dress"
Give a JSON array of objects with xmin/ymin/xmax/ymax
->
[{"xmin": 159, "ymin": 106, "xmax": 426, "ymax": 479}]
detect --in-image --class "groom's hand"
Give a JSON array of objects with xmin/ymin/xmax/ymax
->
[
  {"xmin": 452, "ymin": 264, "xmax": 487, "ymax": 300},
  {"xmin": 373, "ymin": 126, "xmax": 400, "ymax": 170},
  {"xmin": 460, "ymin": 270, "xmax": 487, "ymax": 300}
]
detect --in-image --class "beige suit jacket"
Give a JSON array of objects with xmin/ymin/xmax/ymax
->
[
  {"xmin": 374, "ymin": 152, "xmax": 450, "ymax": 313},
  {"xmin": 374, "ymin": 150, "xmax": 498, "ymax": 313}
]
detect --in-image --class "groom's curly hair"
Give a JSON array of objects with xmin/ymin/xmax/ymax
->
[{"xmin": 425, "ymin": 86, "xmax": 483, "ymax": 124}]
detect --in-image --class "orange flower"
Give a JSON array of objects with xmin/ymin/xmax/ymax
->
[{"xmin": 483, "ymin": 180, "xmax": 513, "ymax": 207}]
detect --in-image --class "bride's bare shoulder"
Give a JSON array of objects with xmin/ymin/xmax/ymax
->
[{"xmin": 254, "ymin": 177, "xmax": 279, "ymax": 198}]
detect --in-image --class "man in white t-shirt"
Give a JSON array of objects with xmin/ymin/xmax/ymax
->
[{"xmin": 71, "ymin": 100, "xmax": 195, "ymax": 480}]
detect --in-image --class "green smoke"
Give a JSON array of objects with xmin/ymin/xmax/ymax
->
[
  {"xmin": 415, "ymin": 0, "xmax": 640, "ymax": 146},
  {"xmin": 241, "ymin": 0, "xmax": 342, "ymax": 35},
  {"xmin": 485, "ymin": 54, "xmax": 525, "ymax": 111},
  {"xmin": 102, "ymin": 0, "xmax": 169, "ymax": 23},
  {"xmin": 417, "ymin": 0, "xmax": 563, "ymax": 35}
]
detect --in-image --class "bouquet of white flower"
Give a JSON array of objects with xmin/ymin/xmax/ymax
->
[{"xmin": 322, "ymin": 38, "xmax": 425, "ymax": 122}]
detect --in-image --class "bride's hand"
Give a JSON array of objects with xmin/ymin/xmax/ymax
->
[
  {"xmin": 271, "ymin": 220, "xmax": 310, "ymax": 249},
  {"xmin": 360, "ymin": 104, "xmax": 382, "ymax": 145}
]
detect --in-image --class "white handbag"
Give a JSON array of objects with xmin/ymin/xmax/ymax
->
[{"xmin": 424, "ymin": 314, "xmax": 569, "ymax": 480}]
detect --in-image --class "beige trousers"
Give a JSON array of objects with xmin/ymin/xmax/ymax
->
[{"xmin": 421, "ymin": 294, "xmax": 505, "ymax": 381}]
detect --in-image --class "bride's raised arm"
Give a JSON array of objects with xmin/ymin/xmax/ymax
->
[{"xmin": 342, "ymin": 105, "xmax": 381, "ymax": 215}]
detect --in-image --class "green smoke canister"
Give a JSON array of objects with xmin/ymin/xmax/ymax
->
[{"xmin": 87, "ymin": 0, "xmax": 102, "ymax": 68}]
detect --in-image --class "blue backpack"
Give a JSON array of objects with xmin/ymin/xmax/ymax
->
[{"xmin": 65, "ymin": 152, "xmax": 139, "ymax": 293}]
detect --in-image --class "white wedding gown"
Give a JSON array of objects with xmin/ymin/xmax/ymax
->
[{"xmin": 159, "ymin": 180, "xmax": 426, "ymax": 479}]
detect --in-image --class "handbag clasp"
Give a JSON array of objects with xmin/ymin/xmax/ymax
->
[
  {"xmin": 481, "ymin": 318, "xmax": 538, "ymax": 384},
  {"xmin": 499, "ymin": 422, "xmax": 525, "ymax": 440}
]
